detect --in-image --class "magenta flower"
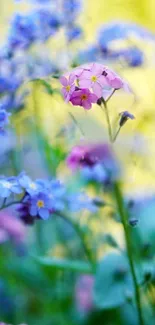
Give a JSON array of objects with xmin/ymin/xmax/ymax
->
[
  {"xmin": 66, "ymin": 145, "xmax": 89, "ymax": 170},
  {"xmin": 60, "ymin": 73, "xmax": 75, "ymax": 102},
  {"xmin": 70, "ymin": 88, "xmax": 98, "ymax": 109},
  {"xmin": 78, "ymin": 63, "xmax": 107, "ymax": 98}
]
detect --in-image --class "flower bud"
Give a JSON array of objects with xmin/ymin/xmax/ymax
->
[{"xmin": 119, "ymin": 111, "xmax": 135, "ymax": 127}]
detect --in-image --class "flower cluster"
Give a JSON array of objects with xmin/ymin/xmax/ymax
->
[
  {"xmin": 0, "ymin": 173, "xmax": 98, "ymax": 225},
  {"xmin": 0, "ymin": 0, "xmax": 83, "ymax": 131},
  {"xmin": 77, "ymin": 21, "xmax": 155, "ymax": 67},
  {"xmin": 60, "ymin": 62, "xmax": 126, "ymax": 109}
]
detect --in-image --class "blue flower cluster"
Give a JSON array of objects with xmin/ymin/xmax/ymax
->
[
  {"xmin": 0, "ymin": 0, "xmax": 83, "ymax": 133},
  {"xmin": 0, "ymin": 173, "xmax": 97, "ymax": 224},
  {"xmin": 77, "ymin": 21, "xmax": 155, "ymax": 67},
  {"xmin": 62, "ymin": 0, "xmax": 83, "ymax": 42}
]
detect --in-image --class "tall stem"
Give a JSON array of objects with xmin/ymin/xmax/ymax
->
[
  {"xmin": 114, "ymin": 183, "xmax": 145, "ymax": 325},
  {"xmin": 102, "ymin": 102, "xmax": 113, "ymax": 142},
  {"xmin": 55, "ymin": 212, "xmax": 96, "ymax": 272}
]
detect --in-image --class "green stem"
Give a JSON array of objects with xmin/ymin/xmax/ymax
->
[
  {"xmin": 114, "ymin": 183, "xmax": 145, "ymax": 325},
  {"xmin": 106, "ymin": 89, "xmax": 116, "ymax": 104},
  {"xmin": 112, "ymin": 126, "xmax": 121, "ymax": 142},
  {"xmin": 101, "ymin": 102, "xmax": 113, "ymax": 142},
  {"xmin": 36, "ymin": 221, "xmax": 45, "ymax": 255},
  {"xmin": 55, "ymin": 212, "xmax": 96, "ymax": 272},
  {"xmin": 0, "ymin": 200, "xmax": 21, "ymax": 211}
]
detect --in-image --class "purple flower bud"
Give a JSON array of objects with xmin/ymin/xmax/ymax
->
[{"xmin": 119, "ymin": 111, "xmax": 135, "ymax": 127}]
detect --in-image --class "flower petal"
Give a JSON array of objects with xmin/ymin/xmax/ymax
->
[
  {"xmin": 82, "ymin": 99, "xmax": 92, "ymax": 110},
  {"xmin": 79, "ymin": 79, "xmax": 91, "ymax": 89},
  {"xmin": 60, "ymin": 76, "xmax": 68, "ymax": 86},
  {"xmin": 30, "ymin": 205, "xmax": 37, "ymax": 216},
  {"xmin": 90, "ymin": 93, "xmax": 98, "ymax": 103},
  {"xmin": 92, "ymin": 82, "xmax": 103, "ymax": 98},
  {"xmin": 69, "ymin": 73, "xmax": 76, "ymax": 84},
  {"xmin": 39, "ymin": 208, "xmax": 49, "ymax": 220}
]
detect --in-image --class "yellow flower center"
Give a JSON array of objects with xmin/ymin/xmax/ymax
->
[
  {"xmin": 3, "ymin": 181, "xmax": 11, "ymax": 189},
  {"xmin": 65, "ymin": 85, "xmax": 71, "ymax": 92},
  {"xmin": 37, "ymin": 200, "xmax": 44, "ymax": 208},
  {"xmin": 91, "ymin": 75, "xmax": 97, "ymax": 82},
  {"xmin": 30, "ymin": 182, "xmax": 37, "ymax": 189},
  {"xmin": 81, "ymin": 94, "xmax": 88, "ymax": 100}
]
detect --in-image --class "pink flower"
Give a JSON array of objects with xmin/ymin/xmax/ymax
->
[
  {"xmin": 60, "ymin": 74, "xmax": 75, "ymax": 102},
  {"xmin": 79, "ymin": 63, "xmax": 107, "ymax": 98},
  {"xmin": 0, "ymin": 212, "xmax": 26, "ymax": 245},
  {"xmin": 70, "ymin": 88, "xmax": 98, "ymax": 109},
  {"xmin": 103, "ymin": 68, "xmax": 124, "ymax": 89}
]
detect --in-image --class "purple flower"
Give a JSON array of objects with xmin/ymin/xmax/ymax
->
[
  {"xmin": 17, "ymin": 202, "xmax": 35, "ymax": 225},
  {"xmin": 28, "ymin": 192, "xmax": 52, "ymax": 220},
  {"xmin": 70, "ymin": 88, "xmax": 98, "ymax": 109}
]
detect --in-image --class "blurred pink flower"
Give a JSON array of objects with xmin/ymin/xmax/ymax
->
[
  {"xmin": 0, "ymin": 212, "xmax": 26, "ymax": 245},
  {"xmin": 75, "ymin": 275, "xmax": 94, "ymax": 314},
  {"xmin": 67, "ymin": 143, "xmax": 114, "ymax": 170},
  {"xmin": 60, "ymin": 74, "xmax": 75, "ymax": 102},
  {"xmin": 79, "ymin": 63, "xmax": 107, "ymax": 98},
  {"xmin": 70, "ymin": 88, "xmax": 98, "ymax": 109}
]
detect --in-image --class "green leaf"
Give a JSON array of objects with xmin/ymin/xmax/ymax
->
[
  {"xmin": 36, "ymin": 256, "xmax": 93, "ymax": 274},
  {"xmin": 94, "ymin": 252, "xmax": 133, "ymax": 309}
]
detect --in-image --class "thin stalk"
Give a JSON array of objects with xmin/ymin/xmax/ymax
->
[
  {"xmin": 0, "ymin": 200, "xmax": 21, "ymax": 211},
  {"xmin": 55, "ymin": 211, "xmax": 96, "ymax": 272},
  {"xmin": 106, "ymin": 89, "xmax": 116, "ymax": 104},
  {"xmin": 36, "ymin": 221, "xmax": 45, "ymax": 255},
  {"xmin": 101, "ymin": 102, "xmax": 113, "ymax": 142},
  {"xmin": 112, "ymin": 126, "xmax": 121, "ymax": 142},
  {"xmin": 114, "ymin": 183, "xmax": 145, "ymax": 325}
]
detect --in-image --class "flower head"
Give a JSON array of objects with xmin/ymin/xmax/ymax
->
[
  {"xmin": 79, "ymin": 63, "xmax": 107, "ymax": 98},
  {"xmin": 28, "ymin": 192, "xmax": 52, "ymax": 220}
]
